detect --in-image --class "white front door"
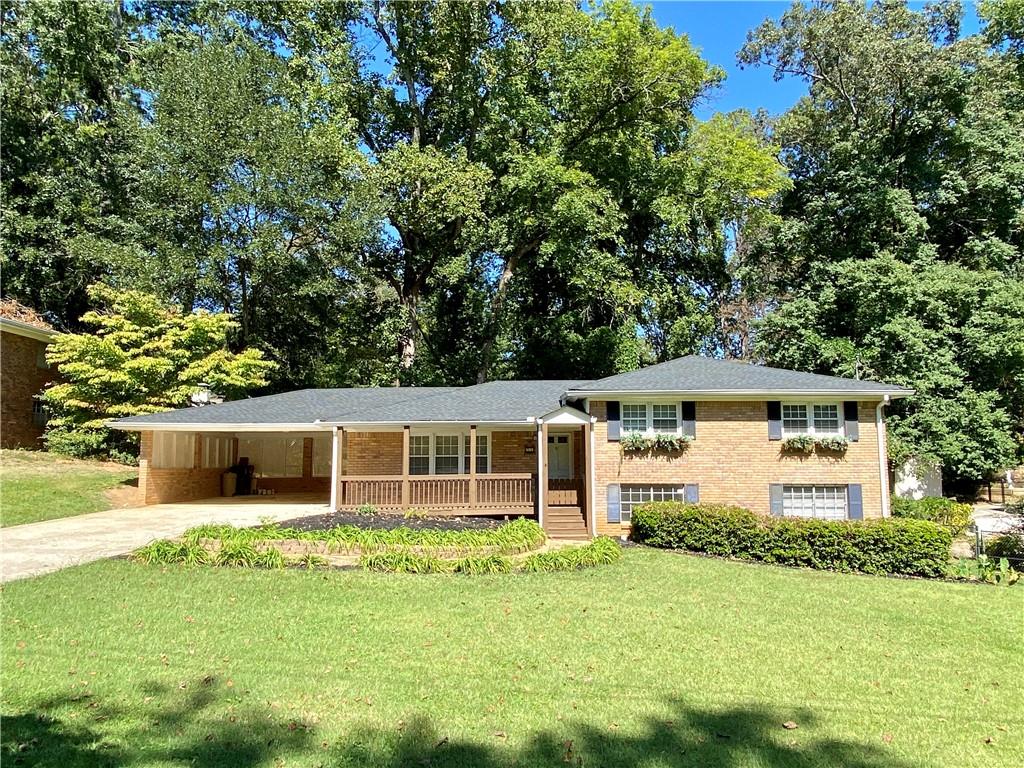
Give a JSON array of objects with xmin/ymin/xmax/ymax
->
[{"xmin": 548, "ymin": 434, "xmax": 572, "ymax": 479}]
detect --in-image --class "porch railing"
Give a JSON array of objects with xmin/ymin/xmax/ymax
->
[
  {"xmin": 547, "ymin": 478, "xmax": 584, "ymax": 506},
  {"xmin": 337, "ymin": 473, "xmax": 536, "ymax": 512}
]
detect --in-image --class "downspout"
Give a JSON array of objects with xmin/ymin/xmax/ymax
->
[{"xmin": 876, "ymin": 397, "xmax": 891, "ymax": 517}]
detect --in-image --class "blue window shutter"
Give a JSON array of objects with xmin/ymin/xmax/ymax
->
[
  {"xmin": 680, "ymin": 401, "xmax": 696, "ymax": 438},
  {"xmin": 684, "ymin": 484, "xmax": 699, "ymax": 503},
  {"xmin": 847, "ymin": 484, "xmax": 863, "ymax": 519},
  {"xmin": 607, "ymin": 483, "xmax": 621, "ymax": 523},
  {"xmin": 844, "ymin": 401, "xmax": 860, "ymax": 441},
  {"xmin": 769, "ymin": 484, "xmax": 784, "ymax": 516},
  {"xmin": 767, "ymin": 401, "xmax": 782, "ymax": 440},
  {"xmin": 606, "ymin": 401, "xmax": 621, "ymax": 441}
]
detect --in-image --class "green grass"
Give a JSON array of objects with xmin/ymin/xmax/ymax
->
[
  {"xmin": 2, "ymin": 550, "xmax": 1022, "ymax": 767},
  {"xmin": 0, "ymin": 450, "xmax": 137, "ymax": 527}
]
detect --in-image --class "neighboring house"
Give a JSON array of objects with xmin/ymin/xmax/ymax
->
[
  {"xmin": 109, "ymin": 356, "xmax": 912, "ymax": 538},
  {"xmin": 0, "ymin": 301, "xmax": 59, "ymax": 449}
]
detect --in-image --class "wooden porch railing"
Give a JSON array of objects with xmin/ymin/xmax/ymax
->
[
  {"xmin": 547, "ymin": 478, "xmax": 583, "ymax": 506},
  {"xmin": 338, "ymin": 473, "xmax": 535, "ymax": 512}
]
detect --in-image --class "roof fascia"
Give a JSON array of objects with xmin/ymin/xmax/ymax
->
[
  {"xmin": 0, "ymin": 318, "xmax": 57, "ymax": 342},
  {"xmin": 564, "ymin": 388, "xmax": 913, "ymax": 400}
]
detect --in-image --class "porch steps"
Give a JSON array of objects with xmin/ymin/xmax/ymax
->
[{"xmin": 544, "ymin": 505, "xmax": 588, "ymax": 539}]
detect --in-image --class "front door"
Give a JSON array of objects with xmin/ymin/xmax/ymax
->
[{"xmin": 548, "ymin": 433, "xmax": 572, "ymax": 479}]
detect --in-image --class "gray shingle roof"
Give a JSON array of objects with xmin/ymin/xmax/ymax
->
[
  {"xmin": 112, "ymin": 387, "xmax": 455, "ymax": 427},
  {"xmin": 567, "ymin": 355, "xmax": 912, "ymax": 395},
  {"xmin": 341, "ymin": 380, "xmax": 585, "ymax": 424}
]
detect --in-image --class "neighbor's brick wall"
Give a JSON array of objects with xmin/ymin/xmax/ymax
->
[
  {"xmin": 590, "ymin": 400, "xmax": 886, "ymax": 537},
  {"xmin": 1, "ymin": 330, "xmax": 57, "ymax": 449}
]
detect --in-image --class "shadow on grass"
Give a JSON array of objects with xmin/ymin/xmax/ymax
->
[{"xmin": 3, "ymin": 682, "xmax": 913, "ymax": 768}]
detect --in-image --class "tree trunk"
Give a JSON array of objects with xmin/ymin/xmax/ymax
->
[
  {"xmin": 476, "ymin": 240, "xmax": 536, "ymax": 383},
  {"xmin": 394, "ymin": 296, "xmax": 417, "ymax": 385}
]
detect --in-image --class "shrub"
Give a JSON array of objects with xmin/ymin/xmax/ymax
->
[
  {"xmin": 131, "ymin": 540, "xmax": 209, "ymax": 566},
  {"xmin": 290, "ymin": 553, "xmax": 331, "ymax": 569},
  {"xmin": 630, "ymin": 502, "xmax": 952, "ymax": 578},
  {"xmin": 890, "ymin": 496, "xmax": 973, "ymax": 536},
  {"xmin": 355, "ymin": 504, "xmax": 378, "ymax": 516},
  {"xmin": 780, "ymin": 435, "xmax": 815, "ymax": 454},
  {"xmin": 214, "ymin": 541, "xmax": 261, "ymax": 568},
  {"xmin": 985, "ymin": 531, "xmax": 1024, "ymax": 562},
  {"xmin": 947, "ymin": 556, "xmax": 1020, "ymax": 586},
  {"xmin": 520, "ymin": 537, "xmax": 622, "ymax": 572},
  {"xmin": 360, "ymin": 550, "xmax": 449, "ymax": 573},
  {"xmin": 451, "ymin": 554, "xmax": 514, "ymax": 574}
]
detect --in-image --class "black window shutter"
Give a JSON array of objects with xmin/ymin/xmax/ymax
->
[
  {"xmin": 680, "ymin": 401, "xmax": 696, "ymax": 438},
  {"xmin": 847, "ymin": 484, "xmax": 864, "ymax": 519},
  {"xmin": 767, "ymin": 401, "xmax": 783, "ymax": 441},
  {"xmin": 844, "ymin": 401, "xmax": 860, "ymax": 441},
  {"xmin": 769, "ymin": 484, "xmax": 784, "ymax": 516},
  {"xmin": 606, "ymin": 401, "xmax": 621, "ymax": 441},
  {"xmin": 607, "ymin": 483, "xmax": 621, "ymax": 523}
]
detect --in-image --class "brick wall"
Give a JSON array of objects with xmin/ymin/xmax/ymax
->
[
  {"xmin": 1, "ymin": 330, "xmax": 57, "ymax": 449},
  {"xmin": 590, "ymin": 400, "xmax": 887, "ymax": 537},
  {"xmin": 343, "ymin": 431, "xmax": 403, "ymax": 475},
  {"xmin": 491, "ymin": 430, "xmax": 537, "ymax": 473}
]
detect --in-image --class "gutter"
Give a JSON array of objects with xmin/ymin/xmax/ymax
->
[{"xmin": 564, "ymin": 388, "xmax": 914, "ymax": 400}]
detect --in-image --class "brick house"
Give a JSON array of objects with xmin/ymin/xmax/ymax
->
[
  {"xmin": 110, "ymin": 356, "xmax": 912, "ymax": 538},
  {"xmin": 0, "ymin": 302, "xmax": 59, "ymax": 449}
]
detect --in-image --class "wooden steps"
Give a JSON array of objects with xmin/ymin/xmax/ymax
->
[{"xmin": 544, "ymin": 505, "xmax": 588, "ymax": 539}]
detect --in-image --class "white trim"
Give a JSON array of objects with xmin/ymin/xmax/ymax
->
[
  {"xmin": 536, "ymin": 421, "xmax": 545, "ymax": 527},
  {"xmin": 566, "ymin": 388, "xmax": 912, "ymax": 400},
  {"xmin": 877, "ymin": 397, "xmax": 891, "ymax": 517},
  {"xmin": 406, "ymin": 429, "xmax": 491, "ymax": 476},
  {"xmin": 620, "ymin": 400, "xmax": 682, "ymax": 437},
  {"xmin": 329, "ymin": 426, "xmax": 340, "ymax": 509},
  {"xmin": 0, "ymin": 318, "xmax": 57, "ymax": 342},
  {"xmin": 538, "ymin": 404, "xmax": 591, "ymax": 425},
  {"xmin": 110, "ymin": 421, "xmax": 335, "ymax": 432},
  {"xmin": 589, "ymin": 416, "xmax": 597, "ymax": 538},
  {"xmin": 780, "ymin": 402, "xmax": 844, "ymax": 438}
]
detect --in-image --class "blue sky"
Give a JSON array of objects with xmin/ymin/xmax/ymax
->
[{"xmin": 645, "ymin": 1, "xmax": 983, "ymax": 119}]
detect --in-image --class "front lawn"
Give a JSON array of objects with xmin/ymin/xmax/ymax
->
[
  {"xmin": 2, "ymin": 549, "xmax": 1021, "ymax": 767},
  {"xmin": 0, "ymin": 450, "xmax": 138, "ymax": 527}
]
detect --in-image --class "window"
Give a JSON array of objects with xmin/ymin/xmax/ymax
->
[
  {"xmin": 620, "ymin": 484, "xmax": 686, "ymax": 522},
  {"xmin": 782, "ymin": 485, "xmax": 848, "ymax": 520},
  {"xmin": 651, "ymin": 404, "xmax": 678, "ymax": 434},
  {"xmin": 782, "ymin": 404, "xmax": 808, "ymax": 435},
  {"xmin": 35, "ymin": 345, "xmax": 49, "ymax": 369},
  {"xmin": 464, "ymin": 434, "xmax": 489, "ymax": 474},
  {"xmin": 201, "ymin": 436, "xmax": 233, "ymax": 469},
  {"xmin": 409, "ymin": 435, "xmax": 430, "ymax": 475},
  {"xmin": 781, "ymin": 403, "xmax": 842, "ymax": 436},
  {"xmin": 32, "ymin": 398, "xmax": 48, "ymax": 427},
  {"xmin": 313, "ymin": 434, "xmax": 333, "ymax": 477},
  {"xmin": 434, "ymin": 435, "xmax": 460, "ymax": 474},
  {"xmin": 237, "ymin": 436, "xmax": 302, "ymax": 477},
  {"xmin": 622, "ymin": 403, "xmax": 648, "ymax": 433},
  {"xmin": 152, "ymin": 432, "xmax": 196, "ymax": 469}
]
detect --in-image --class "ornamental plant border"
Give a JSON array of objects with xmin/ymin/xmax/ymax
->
[{"xmin": 621, "ymin": 433, "xmax": 692, "ymax": 454}]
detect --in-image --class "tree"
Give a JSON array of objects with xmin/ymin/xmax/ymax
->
[
  {"xmin": 741, "ymin": 0, "xmax": 1024, "ymax": 483},
  {"xmin": 1, "ymin": 0, "xmax": 145, "ymax": 329},
  {"xmin": 44, "ymin": 283, "xmax": 276, "ymax": 461}
]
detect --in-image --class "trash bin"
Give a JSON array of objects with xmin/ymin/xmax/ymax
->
[{"xmin": 221, "ymin": 471, "xmax": 237, "ymax": 497}]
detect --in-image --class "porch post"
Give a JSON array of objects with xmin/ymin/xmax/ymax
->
[
  {"xmin": 468, "ymin": 424, "xmax": 477, "ymax": 506},
  {"xmin": 402, "ymin": 425, "xmax": 411, "ymax": 508},
  {"xmin": 329, "ymin": 426, "xmax": 340, "ymax": 510},
  {"xmin": 581, "ymin": 421, "xmax": 592, "ymax": 535},
  {"xmin": 540, "ymin": 420, "xmax": 549, "ymax": 525}
]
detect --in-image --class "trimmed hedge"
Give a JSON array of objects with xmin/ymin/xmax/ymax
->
[
  {"xmin": 630, "ymin": 502, "xmax": 952, "ymax": 577},
  {"xmin": 890, "ymin": 496, "xmax": 973, "ymax": 536}
]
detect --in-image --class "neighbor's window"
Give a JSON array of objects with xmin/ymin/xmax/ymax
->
[
  {"xmin": 781, "ymin": 403, "xmax": 842, "ymax": 436},
  {"xmin": 32, "ymin": 398, "xmax": 48, "ymax": 427},
  {"xmin": 201, "ymin": 436, "xmax": 233, "ymax": 469},
  {"xmin": 409, "ymin": 435, "xmax": 430, "ymax": 475},
  {"xmin": 620, "ymin": 484, "xmax": 686, "ymax": 522},
  {"xmin": 312, "ymin": 434, "xmax": 333, "ymax": 477},
  {"xmin": 782, "ymin": 485, "xmax": 848, "ymax": 520},
  {"xmin": 152, "ymin": 432, "xmax": 196, "ymax": 469},
  {"xmin": 622, "ymin": 403, "xmax": 648, "ymax": 433},
  {"xmin": 434, "ymin": 435, "xmax": 460, "ymax": 475}
]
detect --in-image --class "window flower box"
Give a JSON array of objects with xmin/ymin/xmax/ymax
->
[
  {"xmin": 622, "ymin": 433, "xmax": 692, "ymax": 454},
  {"xmin": 780, "ymin": 434, "xmax": 816, "ymax": 454},
  {"xmin": 815, "ymin": 435, "xmax": 849, "ymax": 453}
]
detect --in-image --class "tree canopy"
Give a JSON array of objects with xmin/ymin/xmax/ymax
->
[{"xmin": 3, "ymin": 0, "xmax": 1022, "ymax": 481}]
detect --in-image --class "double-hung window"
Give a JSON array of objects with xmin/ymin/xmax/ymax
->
[
  {"xmin": 409, "ymin": 435, "xmax": 430, "ymax": 475},
  {"xmin": 782, "ymin": 485, "xmax": 848, "ymax": 520},
  {"xmin": 434, "ymin": 435, "xmax": 460, "ymax": 475},
  {"xmin": 463, "ymin": 434, "xmax": 489, "ymax": 474},
  {"xmin": 622, "ymin": 403, "xmax": 680, "ymax": 436},
  {"xmin": 781, "ymin": 403, "xmax": 842, "ymax": 437}
]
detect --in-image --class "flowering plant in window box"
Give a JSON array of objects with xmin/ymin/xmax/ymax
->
[
  {"xmin": 815, "ymin": 435, "xmax": 849, "ymax": 453},
  {"xmin": 621, "ymin": 433, "xmax": 691, "ymax": 454},
  {"xmin": 780, "ymin": 435, "xmax": 815, "ymax": 454}
]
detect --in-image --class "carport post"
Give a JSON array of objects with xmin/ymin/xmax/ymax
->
[{"xmin": 330, "ymin": 426, "xmax": 340, "ymax": 510}]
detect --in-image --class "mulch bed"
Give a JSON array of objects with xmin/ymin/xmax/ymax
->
[{"xmin": 272, "ymin": 511, "xmax": 515, "ymax": 533}]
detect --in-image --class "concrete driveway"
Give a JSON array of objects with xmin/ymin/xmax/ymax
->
[{"xmin": 1, "ymin": 495, "xmax": 329, "ymax": 583}]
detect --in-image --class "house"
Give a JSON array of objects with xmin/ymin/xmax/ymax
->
[
  {"xmin": 109, "ymin": 356, "xmax": 912, "ymax": 538},
  {"xmin": 0, "ymin": 301, "xmax": 59, "ymax": 449}
]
